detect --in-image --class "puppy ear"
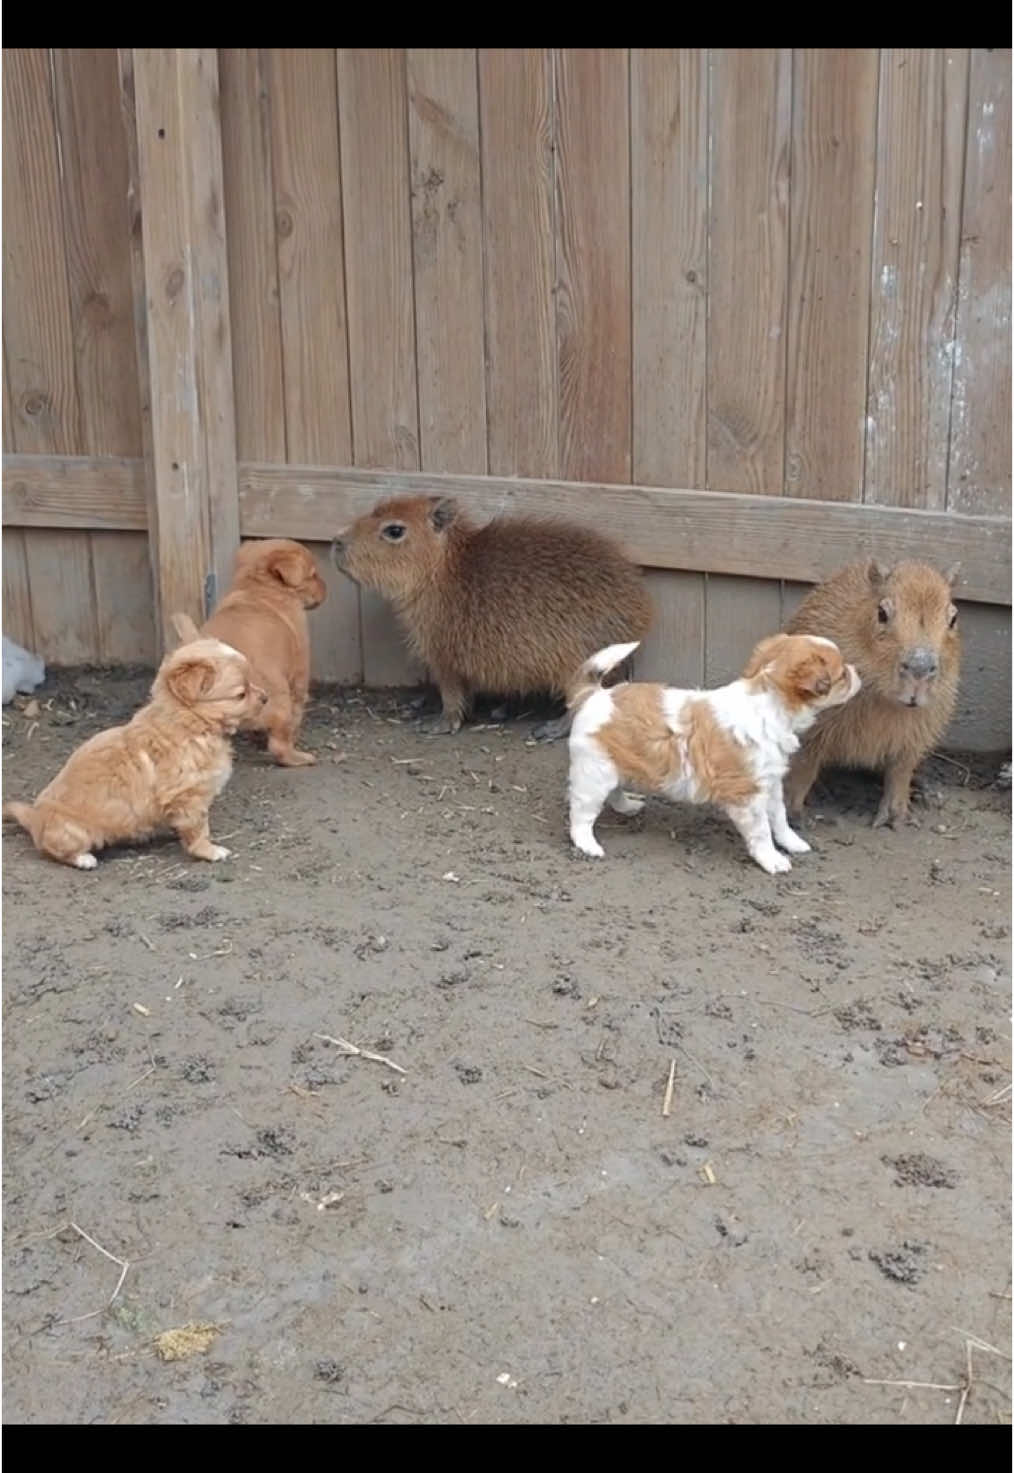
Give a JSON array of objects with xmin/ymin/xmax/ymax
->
[
  {"xmin": 792, "ymin": 655, "xmax": 832, "ymax": 698},
  {"xmin": 741, "ymin": 633, "xmax": 787, "ymax": 679},
  {"xmin": 268, "ymin": 547, "xmax": 309, "ymax": 588},
  {"xmin": 170, "ymin": 611, "xmax": 201, "ymax": 648},
  {"xmin": 943, "ymin": 560, "xmax": 961, "ymax": 587},
  {"xmin": 428, "ymin": 496, "xmax": 458, "ymax": 532},
  {"xmin": 164, "ymin": 657, "xmax": 216, "ymax": 706}
]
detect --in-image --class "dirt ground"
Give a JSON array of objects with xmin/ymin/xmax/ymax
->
[{"xmin": 2, "ymin": 667, "xmax": 1011, "ymax": 1425}]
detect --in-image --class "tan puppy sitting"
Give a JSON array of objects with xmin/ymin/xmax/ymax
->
[
  {"xmin": 567, "ymin": 633, "xmax": 860, "ymax": 875},
  {"xmin": 173, "ymin": 538, "xmax": 326, "ymax": 767},
  {"xmin": 3, "ymin": 640, "xmax": 265, "ymax": 870}
]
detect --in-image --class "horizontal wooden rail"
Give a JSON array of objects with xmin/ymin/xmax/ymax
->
[{"xmin": 4, "ymin": 455, "xmax": 1011, "ymax": 605}]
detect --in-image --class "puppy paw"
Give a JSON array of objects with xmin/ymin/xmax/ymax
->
[
  {"xmin": 193, "ymin": 842, "xmax": 232, "ymax": 862},
  {"xmin": 609, "ymin": 792, "xmax": 645, "ymax": 816},
  {"xmin": 755, "ymin": 850, "xmax": 792, "ymax": 875},
  {"xmin": 778, "ymin": 829, "xmax": 811, "ymax": 855},
  {"xmin": 571, "ymin": 837, "xmax": 605, "ymax": 859},
  {"xmin": 73, "ymin": 853, "xmax": 98, "ymax": 870},
  {"xmin": 274, "ymin": 748, "xmax": 316, "ymax": 767}
]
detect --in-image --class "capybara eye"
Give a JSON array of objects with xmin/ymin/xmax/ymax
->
[
  {"xmin": 877, "ymin": 602, "xmax": 890, "ymax": 625},
  {"xmin": 382, "ymin": 524, "xmax": 406, "ymax": 543}
]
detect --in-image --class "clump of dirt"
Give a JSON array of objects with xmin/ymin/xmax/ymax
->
[
  {"xmin": 883, "ymin": 1153, "xmax": 959, "ymax": 1189},
  {"xmin": 868, "ymin": 1241, "xmax": 929, "ymax": 1287}
]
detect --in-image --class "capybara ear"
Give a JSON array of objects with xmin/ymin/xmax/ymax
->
[
  {"xmin": 944, "ymin": 561, "xmax": 962, "ymax": 587},
  {"xmin": 428, "ymin": 496, "xmax": 458, "ymax": 532},
  {"xmin": 741, "ymin": 633, "xmax": 788, "ymax": 679},
  {"xmin": 165, "ymin": 657, "xmax": 216, "ymax": 706},
  {"xmin": 791, "ymin": 653, "xmax": 832, "ymax": 698},
  {"xmin": 268, "ymin": 546, "xmax": 309, "ymax": 588},
  {"xmin": 867, "ymin": 558, "xmax": 892, "ymax": 589}
]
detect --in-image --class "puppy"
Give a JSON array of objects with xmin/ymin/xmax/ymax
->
[
  {"xmin": 567, "ymin": 633, "xmax": 860, "ymax": 875},
  {"xmin": 172, "ymin": 538, "xmax": 326, "ymax": 767},
  {"xmin": 3, "ymin": 640, "xmax": 265, "ymax": 870}
]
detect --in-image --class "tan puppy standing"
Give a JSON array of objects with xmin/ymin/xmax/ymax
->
[
  {"xmin": 173, "ymin": 538, "xmax": 326, "ymax": 767},
  {"xmin": 566, "ymin": 633, "xmax": 861, "ymax": 875},
  {"xmin": 3, "ymin": 639, "xmax": 265, "ymax": 870}
]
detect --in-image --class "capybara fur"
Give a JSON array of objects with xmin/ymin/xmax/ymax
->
[
  {"xmin": 784, "ymin": 559, "xmax": 961, "ymax": 828},
  {"xmin": 331, "ymin": 495, "xmax": 653, "ymax": 737}
]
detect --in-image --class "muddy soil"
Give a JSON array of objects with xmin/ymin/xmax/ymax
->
[{"xmin": 2, "ymin": 668, "xmax": 1011, "ymax": 1425}]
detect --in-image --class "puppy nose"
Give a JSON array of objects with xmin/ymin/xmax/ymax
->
[{"xmin": 901, "ymin": 648, "xmax": 939, "ymax": 679}]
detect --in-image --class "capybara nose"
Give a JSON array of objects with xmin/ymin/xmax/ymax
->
[
  {"xmin": 329, "ymin": 535, "xmax": 346, "ymax": 567},
  {"xmin": 901, "ymin": 648, "xmax": 939, "ymax": 679}
]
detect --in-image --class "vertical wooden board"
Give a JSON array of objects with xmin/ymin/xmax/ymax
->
[
  {"xmin": 636, "ymin": 570, "xmax": 705, "ymax": 686},
  {"xmin": 267, "ymin": 49, "xmax": 352, "ymax": 465},
  {"xmin": 219, "ymin": 48, "xmax": 287, "ymax": 463},
  {"xmin": 780, "ymin": 580, "xmax": 813, "ymax": 627},
  {"xmin": 865, "ymin": 49, "xmax": 968, "ymax": 509},
  {"xmin": 555, "ymin": 48, "xmax": 631, "ymax": 485},
  {"xmin": 948, "ymin": 49, "xmax": 1012, "ymax": 517},
  {"xmin": 708, "ymin": 49, "xmax": 791, "ymax": 495},
  {"xmin": 3, "ymin": 343, "xmax": 16, "ymax": 453},
  {"xmin": 2, "ymin": 49, "xmax": 82, "ymax": 455},
  {"xmin": 478, "ymin": 49, "xmax": 557, "ymax": 477},
  {"xmin": 337, "ymin": 49, "xmax": 419, "ymax": 470},
  {"xmin": 2, "ymin": 530, "xmax": 35, "ymax": 648},
  {"xmin": 407, "ymin": 48, "xmax": 487, "ymax": 473},
  {"xmin": 23, "ymin": 530, "xmax": 98, "ymax": 664},
  {"xmin": 361, "ymin": 590, "xmax": 425, "ymax": 687},
  {"xmin": 704, "ymin": 574, "xmax": 782, "ymax": 685},
  {"xmin": 51, "ymin": 48, "xmax": 143, "ymax": 458},
  {"xmin": 631, "ymin": 49, "xmax": 708, "ymax": 489},
  {"xmin": 305, "ymin": 543, "xmax": 361, "ymax": 685},
  {"xmin": 785, "ymin": 49, "xmax": 878, "ymax": 502},
  {"xmin": 91, "ymin": 531, "xmax": 156, "ymax": 664},
  {"xmin": 946, "ymin": 602, "xmax": 1012, "ymax": 751}
]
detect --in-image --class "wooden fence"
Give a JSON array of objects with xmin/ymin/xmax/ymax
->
[{"xmin": 3, "ymin": 49, "xmax": 1011, "ymax": 748}]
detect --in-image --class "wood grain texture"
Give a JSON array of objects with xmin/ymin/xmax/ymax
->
[
  {"xmin": 478, "ymin": 49, "xmax": 557, "ymax": 478},
  {"xmin": 219, "ymin": 48, "xmax": 286, "ymax": 463},
  {"xmin": 305, "ymin": 542, "xmax": 361, "ymax": 685},
  {"xmin": 235, "ymin": 462, "xmax": 1011, "ymax": 605},
  {"xmin": 268, "ymin": 49, "xmax": 352, "ymax": 465},
  {"xmin": 946, "ymin": 600, "xmax": 1012, "ymax": 750},
  {"xmin": 631, "ymin": 49, "xmax": 708, "ymax": 488},
  {"xmin": 2, "ymin": 529, "xmax": 35, "ymax": 648},
  {"xmin": 131, "ymin": 48, "xmax": 240, "ymax": 636},
  {"xmin": 704, "ymin": 574, "xmax": 783, "ymax": 686},
  {"xmin": 554, "ymin": 48, "xmax": 631, "ymax": 484},
  {"xmin": 708, "ymin": 48, "xmax": 791, "ymax": 495},
  {"xmin": 3, "ymin": 454, "xmax": 146, "ymax": 528},
  {"xmin": 785, "ymin": 49, "xmax": 878, "ymax": 502},
  {"xmin": 51, "ymin": 48, "xmax": 142, "ymax": 459},
  {"xmin": 91, "ymin": 531, "xmax": 156, "ymax": 663},
  {"xmin": 2, "ymin": 48, "xmax": 82, "ymax": 455},
  {"xmin": 865, "ymin": 49, "xmax": 969, "ymax": 509},
  {"xmin": 947, "ymin": 49, "xmax": 1012, "ymax": 517},
  {"xmin": 407, "ymin": 48, "xmax": 486, "ymax": 473},
  {"xmin": 23, "ymin": 529, "xmax": 97, "ymax": 665},
  {"xmin": 636, "ymin": 570, "xmax": 705, "ymax": 686},
  {"xmin": 337, "ymin": 49, "xmax": 419, "ymax": 470}
]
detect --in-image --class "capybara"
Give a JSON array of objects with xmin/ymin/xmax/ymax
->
[
  {"xmin": 784, "ymin": 559, "xmax": 961, "ymax": 828},
  {"xmin": 330, "ymin": 495, "xmax": 653, "ymax": 738}
]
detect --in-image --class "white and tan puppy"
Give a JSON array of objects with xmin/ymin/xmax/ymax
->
[{"xmin": 566, "ymin": 633, "xmax": 860, "ymax": 875}]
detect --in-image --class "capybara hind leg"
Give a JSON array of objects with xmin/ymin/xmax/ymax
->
[
  {"xmin": 422, "ymin": 676, "xmax": 469, "ymax": 735},
  {"xmin": 784, "ymin": 744, "xmax": 823, "ymax": 819},
  {"xmin": 264, "ymin": 693, "xmax": 315, "ymax": 767},
  {"xmin": 873, "ymin": 755, "xmax": 919, "ymax": 830},
  {"xmin": 532, "ymin": 710, "xmax": 572, "ymax": 743},
  {"xmin": 172, "ymin": 812, "xmax": 230, "ymax": 862}
]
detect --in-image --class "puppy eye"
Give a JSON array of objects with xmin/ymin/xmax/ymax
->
[
  {"xmin": 947, "ymin": 605, "xmax": 958, "ymax": 629},
  {"xmin": 877, "ymin": 601, "xmax": 890, "ymax": 625},
  {"xmin": 382, "ymin": 524, "xmax": 406, "ymax": 543}
]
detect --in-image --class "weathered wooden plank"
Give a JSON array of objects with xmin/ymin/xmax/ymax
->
[
  {"xmin": 360, "ymin": 591, "xmax": 426, "ymax": 688},
  {"xmin": 235, "ymin": 462, "xmax": 1012, "ymax": 605},
  {"xmin": 337, "ymin": 49, "xmax": 418, "ymax": 470},
  {"xmin": 267, "ymin": 48, "xmax": 352, "ymax": 465},
  {"xmin": 946, "ymin": 600, "xmax": 1012, "ymax": 750},
  {"xmin": 865, "ymin": 49, "xmax": 969, "ymax": 509},
  {"xmin": 407, "ymin": 48, "xmax": 486, "ymax": 473},
  {"xmin": 554, "ymin": 48, "xmax": 631, "ymax": 484},
  {"xmin": 51, "ymin": 48, "xmax": 143, "ymax": 459},
  {"xmin": 708, "ymin": 48, "xmax": 792, "ymax": 494},
  {"xmin": 3, "ymin": 455, "xmax": 146, "ymax": 528},
  {"xmin": 2, "ymin": 48, "xmax": 82, "ymax": 455},
  {"xmin": 948, "ymin": 49, "xmax": 1012, "ymax": 518},
  {"xmin": 131, "ymin": 48, "xmax": 240, "ymax": 639},
  {"xmin": 219, "ymin": 48, "xmax": 287, "ymax": 463},
  {"xmin": 631, "ymin": 49, "xmax": 708, "ymax": 489},
  {"xmin": 304, "ymin": 542, "xmax": 361, "ymax": 686},
  {"xmin": 785, "ymin": 49, "xmax": 878, "ymax": 502},
  {"xmin": 780, "ymin": 581, "xmax": 812, "ymax": 626},
  {"xmin": 636, "ymin": 571, "xmax": 705, "ymax": 686},
  {"xmin": 1, "ymin": 529, "xmax": 35, "ymax": 649},
  {"xmin": 23, "ymin": 529, "xmax": 98, "ymax": 664},
  {"xmin": 91, "ymin": 531, "xmax": 156, "ymax": 664},
  {"xmin": 478, "ymin": 48, "xmax": 557, "ymax": 478},
  {"xmin": 705, "ymin": 574, "xmax": 783, "ymax": 685}
]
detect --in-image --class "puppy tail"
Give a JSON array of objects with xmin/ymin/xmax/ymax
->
[
  {"xmin": 566, "ymin": 641, "xmax": 641, "ymax": 711},
  {"xmin": 170, "ymin": 612, "xmax": 201, "ymax": 647},
  {"xmin": 3, "ymin": 800, "xmax": 35, "ymax": 836}
]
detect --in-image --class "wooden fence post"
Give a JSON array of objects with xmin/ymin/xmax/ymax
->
[{"xmin": 120, "ymin": 48, "xmax": 239, "ymax": 653}]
